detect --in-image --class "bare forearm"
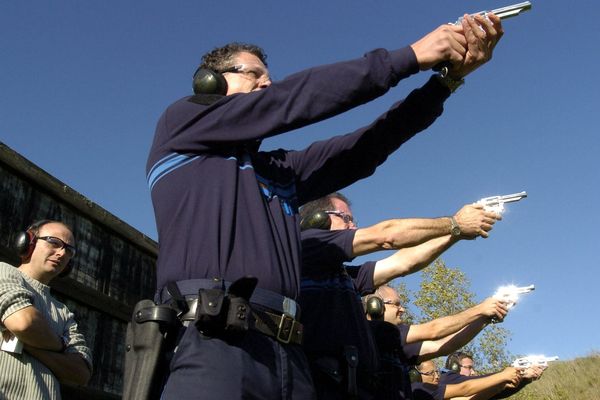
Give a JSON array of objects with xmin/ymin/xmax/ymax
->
[
  {"xmin": 407, "ymin": 302, "xmax": 489, "ymax": 343},
  {"xmin": 446, "ymin": 375, "xmax": 507, "ymax": 399},
  {"xmin": 353, "ymin": 217, "xmax": 451, "ymax": 256},
  {"xmin": 373, "ymin": 235, "xmax": 456, "ymax": 287},
  {"xmin": 417, "ymin": 319, "xmax": 488, "ymax": 362},
  {"xmin": 3, "ymin": 306, "xmax": 63, "ymax": 351},
  {"xmin": 24, "ymin": 346, "xmax": 91, "ymax": 386},
  {"xmin": 436, "ymin": 318, "xmax": 489, "ymax": 356}
]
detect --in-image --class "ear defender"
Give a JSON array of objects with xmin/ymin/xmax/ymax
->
[
  {"xmin": 365, "ymin": 296, "xmax": 385, "ymax": 320},
  {"xmin": 408, "ymin": 367, "xmax": 422, "ymax": 383},
  {"xmin": 445, "ymin": 353, "xmax": 463, "ymax": 373},
  {"xmin": 192, "ymin": 68, "xmax": 228, "ymax": 95},
  {"xmin": 14, "ymin": 220, "xmax": 74, "ymax": 277},
  {"xmin": 14, "ymin": 230, "xmax": 36, "ymax": 259},
  {"xmin": 299, "ymin": 211, "xmax": 331, "ymax": 231}
]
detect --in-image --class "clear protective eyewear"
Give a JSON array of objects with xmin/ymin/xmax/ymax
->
[
  {"xmin": 37, "ymin": 236, "xmax": 77, "ymax": 257},
  {"xmin": 222, "ymin": 63, "xmax": 271, "ymax": 84},
  {"xmin": 324, "ymin": 210, "xmax": 356, "ymax": 226}
]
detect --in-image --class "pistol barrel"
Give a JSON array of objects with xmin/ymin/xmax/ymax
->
[{"xmin": 490, "ymin": 1, "xmax": 532, "ymax": 20}]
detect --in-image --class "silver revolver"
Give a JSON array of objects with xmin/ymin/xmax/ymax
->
[
  {"xmin": 434, "ymin": 2, "xmax": 532, "ymax": 72},
  {"xmin": 476, "ymin": 191, "xmax": 527, "ymax": 214},
  {"xmin": 455, "ymin": 1, "xmax": 532, "ymax": 24}
]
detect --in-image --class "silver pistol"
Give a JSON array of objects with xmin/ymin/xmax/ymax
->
[
  {"xmin": 456, "ymin": 1, "xmax": 532, "ymax": 24},
  {"xmin": 476, "ymin": 191, "xmax": 527, "ymax": 214}
]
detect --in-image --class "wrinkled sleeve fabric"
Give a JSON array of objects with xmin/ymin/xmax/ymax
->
[{"xmin": 0, "ymin": 264, "xmax": 32, "ymax": 327}]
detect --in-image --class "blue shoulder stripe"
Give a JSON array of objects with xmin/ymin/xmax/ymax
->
[{"xmin": 147, "ymin": 153, "xmax": 200, "ymax": 190}]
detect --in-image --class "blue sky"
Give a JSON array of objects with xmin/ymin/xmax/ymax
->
[{"xmin": 2, "ymin": 1, "xmax": 598, "ymax": 362}]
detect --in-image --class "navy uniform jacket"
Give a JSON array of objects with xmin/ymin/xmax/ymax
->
[{"xmin": 146, "ymin": 46, "xmax": 450, "ymax": 299}]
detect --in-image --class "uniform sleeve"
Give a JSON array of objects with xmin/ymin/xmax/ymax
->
[
  {"xmin": 398, "ymin": 323, "xmax": 423, "ymax": 364},
  {"xmin": 411, "ymin": 382, "xmax": 445, "ymax": 400},
  {"xmin": 301, "ymin": 229, "xmax": 356, "ymax": 267},
  {"xmin": 291, "ymin": 76, "xmax": 450, "ymax": 204},
  {"xmin": 347, "ymin": 261, "xmax": 376, "ymax": 295},
  {"xmin": 148, "ymin": 47, "xmax": 419, "ymax": 166},
  {"xmin": 0, "ymin": 266, "xmax": 33, "ymax": 327}
]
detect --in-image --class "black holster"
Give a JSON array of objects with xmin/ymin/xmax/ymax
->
[
  {"xmin": 311, "ymin": 346, "xmax": 360, "ymax": 398},
  {"xmin": 122, "ymin": 300, "xmax": 181, "ymax": 400}
]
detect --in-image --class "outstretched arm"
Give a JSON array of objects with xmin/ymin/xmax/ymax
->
[
  {"xmin": 373, "ymin": 235, "xmax": 455, "ymax": 287},
  {"xmin": 354, "ymin": 204, "xmax": 499, "ymax": 257},
  {"xmin": 406, "ymin": 297, "xmax": 508, "ymax": 343},
  {"xmin": 444, "ymin": 367, "xmax": 520, "ymax": 399},
  {"xmin": 417, "ymin": 317, "xmax": 489, "ymax": 362}
]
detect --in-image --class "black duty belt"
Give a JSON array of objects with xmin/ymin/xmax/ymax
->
[
  {"xmin": 158, "ymin": 279, "xmax": 302, "ymax": 345},
  {"xmin": 157, "ymin": 278, "xmax": 300, "ymax": 319},
  {"xmin": 177, "ymin": 298, "xmax": 303, "ymax": 345}
]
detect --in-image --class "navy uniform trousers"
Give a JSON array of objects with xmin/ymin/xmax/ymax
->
[{"xmin": 161, "ymin": 327, "xmax": 315, "ymax": 399}]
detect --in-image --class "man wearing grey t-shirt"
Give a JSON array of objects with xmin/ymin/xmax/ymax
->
[{"xmin": 0, "ymin": 220, "xmax": 91, "ymax": 399}]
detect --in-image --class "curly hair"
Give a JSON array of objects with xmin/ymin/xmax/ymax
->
[{"xmin": 199, "ymin": 42, "xmax": 268, "ymax": 73}]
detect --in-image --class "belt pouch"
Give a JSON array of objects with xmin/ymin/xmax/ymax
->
[
  {"xmin": 195, "ymin": 288, "xmax": 226, "ymax": 334},
  {"xmin": 225, "ymin": 296, "xmax": 252, "ymax": 332}
]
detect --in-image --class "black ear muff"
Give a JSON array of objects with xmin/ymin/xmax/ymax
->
[
  {"xmin": 448, "ymin": 360, "xmax": 460, "ymax": 373},
  {"xmin": 15, "ymin": 230, "xmax": 36, "ymax": 259},
  {"xmin": 15, "ymin": 219, "xmax": 74, "ymax": 277},
  {"xmin": 445, "ymin": 353, "xmax": 463, "ymax": 373},
  {"xmin": 300, "ymin": 211, "xmax": 331, "ymax": 231},
  {"xmin": 365, "ymin": 296, "xmax": 385, "ymax": 320},
  {"xmin": 192, "ymin": 68, "xmax": 228, "ymax": 95},
  {"xmin": 408, "ymin": 367, "xmax": 422, "ymax": 383}
]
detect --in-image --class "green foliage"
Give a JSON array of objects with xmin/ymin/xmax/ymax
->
[{"xmin": 409, "ymin": 258, "xmax": 512, "ymax": 373}]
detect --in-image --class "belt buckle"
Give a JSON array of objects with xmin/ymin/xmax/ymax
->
[{"xmin": 277, "ymin": 314, "xmax": 295, "ymax": 344}]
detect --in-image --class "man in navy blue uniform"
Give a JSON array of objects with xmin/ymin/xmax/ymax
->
[
  {"xmin": 411, "ymin": 360, "xmax": 521, "ymax": 400},
  {"xmin": 298, "ymin": 192, "xmax": 502, "ymax": 399},
  {"xmin": 367, "ymin": 286, "xmax": 509, "ymax": 399},
  {"xmin": 146, "ymin": 12, "xmax": 504, "ymax": 399},
  {"xmin": 438, "ymin": 352, "xmax": 545, "ymax": 399}
]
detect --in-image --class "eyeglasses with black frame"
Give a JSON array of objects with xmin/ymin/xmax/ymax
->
[
  {"xmin": 37, "ymin": 236, "xmax": 77, "ymax": 257},
  {"xmin": 324, "ymin": 210, "xmax": 356, "ymax": 226}
]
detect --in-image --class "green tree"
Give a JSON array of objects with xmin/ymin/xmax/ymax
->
[{"xmin": 412, "ymin": 259, "xmax": 512, "ymax": 373}]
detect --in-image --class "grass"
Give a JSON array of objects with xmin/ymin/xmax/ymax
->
[{"xmin": 508, "ymin": 352, "xmax": 600, "ymax": 400}]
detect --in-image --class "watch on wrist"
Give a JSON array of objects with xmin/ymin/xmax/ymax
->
[
  {"xmin": 436, "ymin": 66, "xmax": 465, "ymax": 93},
  {"xmin": 450, "ymin": 216, "xmax": 461, "ymax": 237}
]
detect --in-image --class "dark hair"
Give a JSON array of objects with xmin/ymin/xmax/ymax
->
[
  {"xmin": 445, "ymin": 351, "xmax": 474, "ymax": 370},
  {"xmin": 299, "ymin": 192, "xmax": 351, "ymax": 221},
  {"xmin": 200, "ymin": 42, "xmax": 268, "ymax": 73}
]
